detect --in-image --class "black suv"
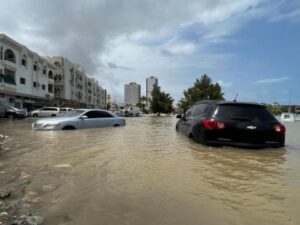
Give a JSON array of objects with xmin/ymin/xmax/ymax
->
[
  {"xmin": 0, "ymin": 105, "xmax": 27, "ymax": 119},
  {"xmin": 176, "ymin": 100, "xmax": 285, "ymax": 148}
]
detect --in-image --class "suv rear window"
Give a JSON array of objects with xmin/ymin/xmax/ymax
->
[{"xmin": 214, "ymin": 105, "xmax": 276, "ymax": 122}]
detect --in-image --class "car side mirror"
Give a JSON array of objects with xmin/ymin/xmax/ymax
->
[
  {"xmin": 176, "ymin": 114, "xmax": 182, "ymax": 119},
  {"xmin": 80, "ymin": 115, "xmax": 88, "ymax": 120}
]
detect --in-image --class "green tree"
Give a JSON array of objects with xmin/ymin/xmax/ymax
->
[
  {"xmin": 136, "ymin": 96, "xmax": 148, "ymax": 113},
  {"xmin": 178, "ymin": 74, "xmax": 224, "ymax": 112},
  {"xmin": 261, "ymin": 103, "xmax": 283, "ymax": 115},
  {"xmin": 150, "ymin": 85, "xmax": 174, "ymax": 113}
]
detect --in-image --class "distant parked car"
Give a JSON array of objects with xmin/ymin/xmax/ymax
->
[
  {"xmin": 176, "ymin": 100, "xmax": 285, "ymax": 148},
  {"xmin": 32, "ymin": 109, "xmax": 126, "ymax": 130},
  {"xmin": 30, "ymin": 107, "xmax": 60, "ymax": 117},
  {"xmin": 0, "ymin": 105, "xmax": 27, "ymax": 119},
  {"xmin": 58, "ymin": 107, "xmax": 74, "ymax": 116}
]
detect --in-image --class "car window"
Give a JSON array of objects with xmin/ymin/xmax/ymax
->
[
  {"xmin": 214, "ymin": 105, "xmax": 277, "ymax": 122},
  {"xmin": 191, "ymin": 104, "xmax": 208, "ymax": 117},
  {"xmin": 63, "ymin": 110, "xmax": 85, "ymax": 117},
  {"xmin": 185, "ymin": 109, "xmax": 192, "ymax": 119},
  {"xmin": 60, "ymin": 109, "xmax": 67, "ymax": 111},
  {"xmin": 84, "ymin": 111, "xmax": 113, "ymax": 118}
]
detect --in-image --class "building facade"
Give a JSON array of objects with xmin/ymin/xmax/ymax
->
[
  {"xmin": 0, "ymin": 34, "xmax": 108, "ymax": 111},
  {"xmin": 0, "ymin": 34, "xmax": 54, "ymax": 111},
  {"xmin": 124, "ymin": 82, "xmax": 141, "ymax": 106},
  {"xmin": 146, "ymin": 76, "xmax": 158, "ymax": 102}
]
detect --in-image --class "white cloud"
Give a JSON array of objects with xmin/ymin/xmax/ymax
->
[
  {"xmin": 217, "ymin": 80, "xmax": 233, "ymax": 88},
  {"xmin": 254, "ymin": 76, "xmax": 290, "ymax": 84}
]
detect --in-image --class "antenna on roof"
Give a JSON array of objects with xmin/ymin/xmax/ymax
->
[{"xmin": 233, "ymin": 93, "xmax": 238, "ymax": 102}]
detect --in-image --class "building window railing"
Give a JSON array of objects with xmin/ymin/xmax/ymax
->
[{"xmin": 0, "ymin": 74, "xmax": 16, "ymax": 85}]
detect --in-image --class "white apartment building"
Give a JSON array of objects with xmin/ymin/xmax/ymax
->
[
  {"xmin": 124, "ymin": 82, "xmax": 141, "ymax": 106},
  {"xmin": 0, "ymin": 34, "xmax": 107, "ymax": 110},
  {"xmin": 146, "ymin": 76, "xmax": 158, "ymax": 102},
  {"xmin": 0, "ymin": 34, "xmax": 54, "ymax": 111},
  {"xmin": 46, "ymin": 57, "xmax": 107, "ymax": 108}
]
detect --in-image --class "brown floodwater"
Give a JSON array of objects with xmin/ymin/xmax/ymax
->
[{"xmin": 0, "ymin": 116, "xmax": 299, "ymax": 225}]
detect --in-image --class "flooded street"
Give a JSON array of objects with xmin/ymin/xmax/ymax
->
[{"xmin": 0, "ymin": 116, "xmax": 300, "ymax": 225}]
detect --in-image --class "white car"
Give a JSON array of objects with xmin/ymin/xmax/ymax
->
[
  {"xmin": 32, "ymin": 109, "xmax": 126, "ymax": 130},
  {"xmin": 30, "ymin": 107, "xmax": 60, "ymax": 117},
  {"xmin": 58, "ymin": 107, "xmax": 74, "ymax": 116}
]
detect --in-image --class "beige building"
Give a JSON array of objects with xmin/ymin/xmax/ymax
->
[
  {"xmin": 124, "ymin": 82, "xmax": 141, "ymax": 106},
  {"xmin": 0, "ymin": 34, "xmax": 54, "ymax": 111},
  {"xmin": 0, "ymin": 34, "xmax": 107, "ymax": 110}
]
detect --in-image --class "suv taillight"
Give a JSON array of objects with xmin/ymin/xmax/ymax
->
[
  {"xmin": 203, "ymin": 118, "xmax": 226, "ymax": 130},
  {"xmin": 274, "ymin": 124, "xmax": 286, "ymax": 133}
]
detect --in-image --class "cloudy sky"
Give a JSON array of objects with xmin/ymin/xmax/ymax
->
[{"xmin": 1, "ymin": 0, "xmax": 299, "ymax": 104}]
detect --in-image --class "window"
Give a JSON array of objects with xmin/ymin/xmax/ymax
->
[
  {"xmin": 42, "ymin": 84, "xmax": 46, "ymax": 90},
  {"xmin": 20, "ymin": 78, "xmax": 26, "ymax": 85},
  {"xmin": 48, "ymin": 84, "xmax": 53, "ymax": 93},
  {"xmin": 191, "ymin": 104, "xmax": 209, "ymax": 117},
  {"xmin": 4, "ymin": 49, "xmax": 16, "ymax": 63},
  {"xmin": 33, "ymin": 82, "xmax": 37, "ymax": 87},
  {"xmin": 43, "ymin": 66, "xmax": 47, "ymax": 75},
  {"xmin": 33, "ymin": 61, "xmax": 38, "ymax": 71},
  {"xmin": 54, "ymin": 61, "xmax": 61, "ymax": 68},
  {"xmin": 21, "ymin": 55, "xmax": 27, "ymax": 67},
  {"xmin": 215, "ymin": 105, "xmax": 277, "ymax": 122},
  {"xmin": 48, "ymin": 71, "xmax": 53, "ymax": 79},
  {"xmin": 42, "ymin": 107, "xmax": 58, "ymax": 111},
  {"xmin": 84, "ymin": 110, "xmax": 113, "ymax": 118}
]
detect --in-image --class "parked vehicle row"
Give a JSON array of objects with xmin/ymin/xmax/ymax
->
[{"xmin": 176, "ymin": 100, "xmax": 286, "ymax": 148}]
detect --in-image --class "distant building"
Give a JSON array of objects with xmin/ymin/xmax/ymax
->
[
  {"xmin": 124, "ymin": 82, "xmax": 141, "ymax": 106},
  {"xmin": 146, "ymin": 76, "xmax": 158, "ymax": 102}
]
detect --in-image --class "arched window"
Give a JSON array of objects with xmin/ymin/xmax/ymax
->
[
  {"xmin": 54, "ymin": 61, "xmax": 61, "ymax": 68},
  {"xmin": 48, "ymin": 70, "xmax": 53, "ymax": 79},
  {"xmin": 4, "ymin": 49, "xmax": 16, "ymax": 63},
  {"xmin": 43, "ymin": 66, "xmax": 47, "ymax": 75},
  {"xmin": 21, "ymin": 55, "xmax": 27, "ymax": 67}
]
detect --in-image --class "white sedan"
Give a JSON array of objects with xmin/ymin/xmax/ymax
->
[{"xmin": 32, "ymin": 109, "xmax": 126, "ymax": 130}]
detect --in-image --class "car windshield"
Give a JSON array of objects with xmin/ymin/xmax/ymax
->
[
  {"xmin": 215, "ymin": 105, "xmax": 277, "ymax": 122},
  {"xmin": 7, "ymin": 106, "xmax": 20, "ymax": 111},
  {"xmin": 63, "ymin": 109, "xmax": 86, "ymax": 117}
]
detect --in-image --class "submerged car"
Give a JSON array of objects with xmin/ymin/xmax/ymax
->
[
  {"xmin": 0, "ymin": 105, "xmax": 27, "ymax": 119},
  {"xmin": 30, "ymin": 107, "xmax": 60, "ymax": 117},
  {"xmin": 176, "ymin": 100, "xmax": 285, "ymax": 148},
  {"xmin": 32, "ymin": 109, "xmax": 126, "ymax": 130}
]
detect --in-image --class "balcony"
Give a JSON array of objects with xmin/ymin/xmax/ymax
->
[{"xmin": 0, "ymin": 74, "xmax": 16, "ymax": 85}]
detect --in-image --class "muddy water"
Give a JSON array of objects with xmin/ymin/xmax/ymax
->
[{"xmin": 0, "ymin": 116, "xmax": 299, "ymax": 225}]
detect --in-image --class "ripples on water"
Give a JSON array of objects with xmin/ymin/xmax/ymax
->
[{"xmin": 0, "ymin": 116, "xmax": 299, "ymax": 225}]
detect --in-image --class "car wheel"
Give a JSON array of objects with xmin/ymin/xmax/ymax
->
[
  {"xmin": 33, "ymin": 114, "xmax": 38, "ymax": 117},
  {"xmin": 192, "ymin": 125, "xmax": 206, "ymax": 144},
  {"xmin": 8, "ymin": 114, "xmax": 14, "ymax": 120},
  {"xmin": 51, "ymin": 114, "xmax": 56, "ymax": 117},
  {"xmin": 113, "ymin": 124, "xmax": 120, "ymax": 127}
]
